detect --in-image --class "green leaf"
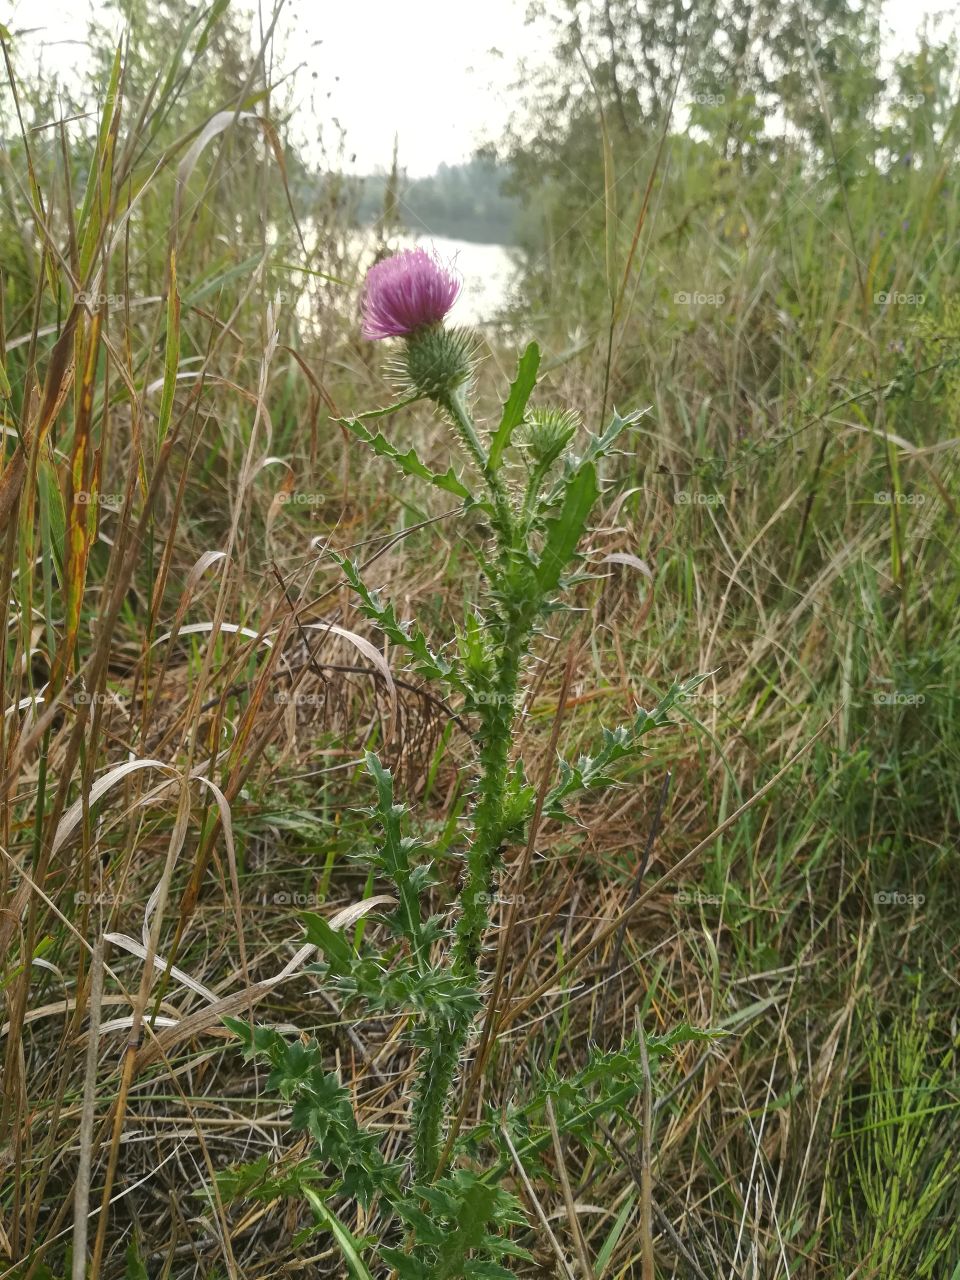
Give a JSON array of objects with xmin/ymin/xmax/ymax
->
[
  {"xmin": 465, "ymin": 1026, "xmax": 720, "ymax": 1185},
  {"xmin": 579, "ymin": 405, "xmax": 647, "ymax": 467},
  {"xmin": 222, "ymin": 1017, "xmax": 284, "ymax": 1059},
  {"xmin": 77, "ymin": 43, "xmax": 122, "ymax": 275},
  {"xmin": 124, "ymin": 1238, "xmax": 149, "ymax": 1280},
  {"xmin": 157, "ymin": 251, "xmax": 181, "ymax": 447},
  {"xmin": 364, "ymin": 752, "xmax": 427, "ymax": 959},
  {"xmin": 182, "ymin": 253, "xmax": 268, "ymax": 306},
  {"xmin": 339, "ymin": 395, "xmax": 419, "ymax": 423},
  {"xmin": 534, "ymin": 460, "xmax": 598, "ymax": 595},
  {"xmin": 195, "ymin": 0, "xmax": 231, "ymax": 53},
  {"xmin": 390, "ymin": 1171, "xmax": 530, "ymax": 1279},
  {"xmin": 37, "ymin": 457, "xmax": 66, "ymax": 588},
  {"xmin": 488, "ymin": 341, "xmax": 540, "ymax": 472},
  {"xmin": 341, "ymin": 415, "xmax": 475, "ymax": 501},
  {"xmin": 378, "ymin": 1249, "xmax": 432, "ymax": 1280},
  {"xmin": 334, "ymin": 554, "xmax": 465, "ymax": 692},
  {"xmin": 544, "ymin": 675, "xmax": 708, "ymax": 819},
  {"xmin": 301, "ymin": 1187, "xmax": 376, "ymax": 1280},
  {"xmin": 226, "ymin": 1027, "xmax": 395, "ymax": 1206},
  {"xmin": 214, "ymin": 1154, "xmax": 272, "ymax": 1204},
  {"xmin": 595, "ymin": 1191, "xmax": 637, "ymax": 1273},
  {"xmin": 302, "ymin": 911, "xmax": 354, "ymax": 973}
]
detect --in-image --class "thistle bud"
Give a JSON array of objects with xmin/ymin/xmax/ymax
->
[{"xmin": 361, "ymin": 246, "xmax": 474, "ymax": 400}]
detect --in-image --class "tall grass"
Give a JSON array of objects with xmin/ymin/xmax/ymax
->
[{"xmin": 1, "ymin": 4, "xmax": 958, "ymax": 1278}]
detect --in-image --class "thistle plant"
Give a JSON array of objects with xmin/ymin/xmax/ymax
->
[{"xmin": 227, "ymin": 248, "xmax": 708, "ymax": 1273}]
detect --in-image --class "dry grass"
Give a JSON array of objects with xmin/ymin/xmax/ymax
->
[{"xmin": 2, "ymin": 7, "xmax": 959, "ymax": 1279}]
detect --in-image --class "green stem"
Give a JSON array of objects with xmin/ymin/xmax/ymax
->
[
  {"xmin": 410, "ymin": 616, "xmax": 527, "ymax": 1181},
  {"xmin": 411, "ymin": 1018, "xmax": 459, "ymax": 1182},
  {"xmin": 453, "ymin": 635, "xmax": 523, "ymax": 976},
  {"xmin": 438, "ymin": 389, "xmax": 515, "ymax": 547},
  {"xmin": 409, "ymin": 390, "xmax": 533, "ymax": 1181}
]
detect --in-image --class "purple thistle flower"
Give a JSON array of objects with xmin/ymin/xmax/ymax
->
[{"xmin": 361, "ymin": 247, "xmax": 461, "ymax": 341}]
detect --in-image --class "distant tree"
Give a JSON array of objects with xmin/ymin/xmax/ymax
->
[
  {"xmin": 498, "ymin": 0, "xmax": 891, "ymax": 270},
  {"xmin": 353, "ymin": 157, "xmax": 522, "ymax": 245},
  {"xmin": 516, "ymin": 0, "xmax": 885, "ymax": 149}
]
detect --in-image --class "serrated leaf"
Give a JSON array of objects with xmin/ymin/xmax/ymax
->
[
  {"xmin": 466, "ymin": 1025, "xmax": 719, "ymax": 1182},
  {"xmin": 464, "ymin": 1263, "xmax": 519, "ymax": 1279},
  {"xmin": 379, "ymin": 1248, "xmax": 431, "ymax": 1279},
  {"xmin": 391, "ymin": 1171, "xmax": 529, "ymax": 1279},
  {"xmin": 535, "ymin": 460, "xmax": 598, "ymax": 595},
  {"xmin": 341, "ymin": 416, "xmax": 475, "ymax": 501},
  {"xmin": 214, "ymin": 1154, "xmax": 271, "ymax": 1204},
  {"xmin": 335, "ymin": 554, "xmax": 465, "ymax": 692},
  {"xmin": 340, "ymin": 394, "xmax": 420, "ymax": 422},
  {"xmin": 544, "ymin": 676, "xmax": 707, "ymax": 819},
  {"xmin": 579, "ymin": 405, "xmax": 647, "ymax": 466},
  {"xmin": 222, "ymin": 1017, "xmax": 284, "ymax": 1060},
  {"xmin": 489, "ymin": 341, "xmax": 540, "ymax": 472},
  {"xmin": 365, "ymin": 753, "xmax": 427, "ymax": 959}
]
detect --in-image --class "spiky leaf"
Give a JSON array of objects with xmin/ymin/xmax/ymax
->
[{"xmin": 488, "ymin": 341, "xmax": 540, "ymax": 472}]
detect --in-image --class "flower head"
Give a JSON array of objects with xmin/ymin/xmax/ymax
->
[{"xmin": 361, "ymin": 247, "xmax": 461, "ymax": 341}]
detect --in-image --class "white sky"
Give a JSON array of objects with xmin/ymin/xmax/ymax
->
[
  {"xmin": 3, "ymin": 0, "xmax": 958, "ymax": 175},
  {"xmin": 273, "ymin": 0, "xmax": 541, "ymax": 174}
]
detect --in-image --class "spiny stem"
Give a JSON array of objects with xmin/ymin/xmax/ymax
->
[
  {"xmin": 452, "ymin": 634, "xmax": 523, "ymax": 977},
  {"xmin": 411, "ymin": 1017, "xmax": 458, "ymax": 1182},
  {"xmin": 412, "ymin": 633, "xmax": 524, "ymax": 1180},
  {"xmin": 410, "ymin": 390, "xmax": 532, "ymax": 1179},
  {"xmin": 438, "ymin": 388, "xmax": 515, "ymax": 547}
]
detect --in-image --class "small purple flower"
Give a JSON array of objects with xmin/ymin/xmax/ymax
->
[{"xmin": 361, "ymin": 247, "xmax": 461, "ymax": 340}]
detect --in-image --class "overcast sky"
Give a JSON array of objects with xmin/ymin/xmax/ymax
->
[{"xmin": 4, "ymin": 0, "xmax": 958, "ymax": 175}]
